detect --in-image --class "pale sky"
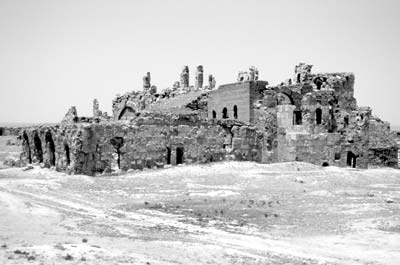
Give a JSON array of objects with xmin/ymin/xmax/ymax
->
[{"xmin": 0, "ymin": 0, "xmax": 399, "ymax": 126}]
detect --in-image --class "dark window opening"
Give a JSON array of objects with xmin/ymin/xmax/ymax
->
[
  {"xmin": 316, "ymin": 108, "xmax": 322, "ymax": 125},
  {"xmin": 334, "ymin": 152, "xmax": 341, "ymax": 160},
  {"xmin": 344, "ymin": 116, "xmax": 349, "ymax": 126},
  {"xmin": 45, "ymin": 131, "xmax": 56, "ymax": 166},
  {"xmin": 110, "ymin": 137, "xmax": 124, "ymax": 169},
  {"xmin": 314, "ymin": 78, "xmax": 323, "ymax": 90},
  {"xmin": 0, "ymin": 128, "xmax": 3, "ymax": 136},
  {"xmin": 233, "ymin": 105, "xmax": 238, "ymax": 119},
  {"xmin": 23, "ymin": 131, "xmax": 32, "ymax": 163},
  {"xmin": 64, "ymin": 143, "xmax": 70, "ymax": 166},
  {"xmin": 347, "ymin": 151, "xmax": 357, "ymax": 168},
  {"xmin": 296, "ymin": 73, "xmax": 301, "ymax": 83},
  {"xmin": 176, "ymin": 147, "xmax": 184, "ymax": 165},
  {"xmin": 322, "ymin": 162, "xmax": 329, "ymax": 167},
  {"xmin": 212, "ymin": 110, "xmax": 216, "ymax": 119},
  {"xmin": 166, "ymin": 147, "xmax": 171, "ymax": 165},
  {"xmin": 293, "ymin": 110, "xmax": 302, "ymax": 125},
  {"xmin": 222, "ymin": 107, "xmax": 228, "ymax": 119},
  {"xmin": 33, "ymin": 133, "xmax": 43, "ymax": 163}
]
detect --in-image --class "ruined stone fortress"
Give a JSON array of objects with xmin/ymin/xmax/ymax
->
[{"xmin": 18, "ymin": 63, "xmax": 399, "ymax": 175}]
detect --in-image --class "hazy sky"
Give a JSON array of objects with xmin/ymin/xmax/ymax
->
[{"xmin": 0, "ymin": 0, "xmax": 399, "ymax": 125}]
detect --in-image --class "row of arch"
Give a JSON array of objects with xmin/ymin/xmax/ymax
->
[
  {"xmin": 293, "ymin": 108, "xmax": 323, "ymax": 125},
  {"xmin": 22, "ymin": 130, "xmax": 69, "ymax": 167},
  {"xmin": 212, "ymin": 105, "xmax": 238, "ymax": 119}
]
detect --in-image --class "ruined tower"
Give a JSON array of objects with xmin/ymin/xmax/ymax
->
[
  {"xmin": 294, "ymin": 62, "xmax": 313, "ymax": 83},
  {"xmin": 208, "ymin": 74, "xmax": 216, "ymax": 89},
  {"xmin": 195, "ymin": 65, "xmax": 204, "ymax": 89},
  {"xmin": 143, "ymin": 72, "xmax": 151, "ymax": 92},
  {"xmin": 180, "ymin": 66, "xmax": 189, "ymax": 88}
]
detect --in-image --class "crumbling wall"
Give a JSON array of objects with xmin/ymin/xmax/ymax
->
[
  {"xmin": 368, "ymin": 118, "xmax": 398, "ymax": 167},
  {"xmin": 19, "ymin": 115, "xmax": 263, "ymax": 176}
]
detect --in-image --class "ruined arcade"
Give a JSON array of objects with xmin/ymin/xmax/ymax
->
[{"xmin": 19, "ymin": 63, "xmax": 399, "ymax": 175}]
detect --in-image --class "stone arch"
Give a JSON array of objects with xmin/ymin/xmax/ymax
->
[
  {"xmin": 212, "ymin": 110, "xmax": 216, "ymax": 119},
  {"xmin": 277, "ymin": 92, "xmax": 294, "ymax": 105},
  {"xmin": 270, "ymin": 87, "xmax": 302, "ymax": 107},
  {"xmin": 45, "ymin": 131, "xmax": 56, "ymax": 166},
  {"xmin": 118, "ymin": 106, "xmax": 136, "ymax": 120},
  {"xmin": 176, "ymin": 147, "xmax": 184, "ymax": 165},
  {"xmin": 316, "ymin": 108, "xmax": 322, "ymax": 125},
  {"xmin": 33, "ymin": 132, "xmax": 43, "ymax": 163},
  {"xmin": 347, "ymin": 151, "xmax": 357, "ymax": 168},
  {"xmin": 222, "ymin": 107, "xmax": 228, "ymax": 119},
  {"xmin": 233, "ymin": 105, "xmax": 238, "ymax": 119}
]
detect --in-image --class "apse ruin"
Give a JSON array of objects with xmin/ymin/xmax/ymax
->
[{"xmin": 18, "ymin": 63, "xmax": 399, "ymax": 175}]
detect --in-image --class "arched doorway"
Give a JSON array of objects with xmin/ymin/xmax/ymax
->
[
  {"xmin": 212, "ymin": 110, "xmax": 216, "ymax": 119},
  {"xmin": 222, "ymin": 107, "xmax": 228, "ymax": 119},
  {"xmin": 233, "ymin": 105, "xmax": 238, "ymax": 119},
  {"xmin": 33, "ymin": 133, "xmax": 43, "ymax": 163},
  {"xmin": 347, "ymin": 151, "xmax": 357, "ymax": 168},
  {"xmin": 176, "ymin": 147, "xmax": 184, "ymax": 165},
  {"xmin": 316, "ymin": 108, "xmax": 322, "ymax": 125},
  {"xmin": 45, "ymin": 131, "xmax": 56, "ymax": 166}
]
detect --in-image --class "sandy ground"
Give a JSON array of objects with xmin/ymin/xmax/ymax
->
[{"xmin": 0, "ymin": 160, "xmax": 399, "ymax": 265}]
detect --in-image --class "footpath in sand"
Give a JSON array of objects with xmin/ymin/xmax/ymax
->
[{"xmin": 0, "ymin": 162, "xmax": 399, "ymax": 264}]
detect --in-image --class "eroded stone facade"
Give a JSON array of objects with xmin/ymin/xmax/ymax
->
[{"xmin": 19, "ymin": 63, "xmax": 398, "ymax": 175}]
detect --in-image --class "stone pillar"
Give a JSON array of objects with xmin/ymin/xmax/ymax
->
[
  {"xmin": 143, "ymin": 72, "xmax": 151, "ymax": 91},
  {"xmin": 93, "ymin": 99, "xmax": 100, "ymax": 118},
  {"xmin": 195, "ymin": 65, "xmax": 203, "ymax": 89},
  {"xmin": 208, "ymin": 74, "xmax": 216, "ymax": 89},
  {"xmin": 180, "ymin": 66, "xmax": 189, "ymax": 88}
]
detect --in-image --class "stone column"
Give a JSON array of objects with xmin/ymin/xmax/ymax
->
[
  {"xmin": 180, "ymin": 66, "xmax": 189, "ymax": 88},
  {"xmin": 93, "ymin": 99, "xmax": 100, "ymax": 117},
  {"xmin": 143, "ymin": 72, "xmax": 151, "ymax": 91},
  {"xmin": 195, "ymin": 65, "xmax": 203, "ymax": 89}
]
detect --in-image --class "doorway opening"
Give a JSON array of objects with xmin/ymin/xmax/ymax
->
[{"xmin": 176, "ymin": 147, "xmax": 184, "ymax": 165}]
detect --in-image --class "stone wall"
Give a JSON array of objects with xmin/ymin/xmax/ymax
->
[{"xmin": 19, "ymin": 115, "xmax": 263, "ymax": 176}]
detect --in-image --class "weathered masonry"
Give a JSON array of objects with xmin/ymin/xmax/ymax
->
[{"xmin": 18, "ymin": 63, "xmax": 399, "ymax": 175}]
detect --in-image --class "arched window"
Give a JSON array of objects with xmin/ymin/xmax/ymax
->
[
  {"xmin": 212, "ymin": 110, "xmax": 216, "ymax": 119},
  {"xmin": 293, "ymin": 110, "xmax": 302, "ymax": 125},
  {"xmin": 233, "ymin": 105, "xmax": 238, "ymax": 119},
  {"xmin": 222, "ymin": 107, "xmax": 228, "ymax": 119},
  {"xmin": 344, "ymin": 116, "xmax": 349, "ymax": 127},
  {"xmin": 296, "ymin": 73, "xmax": 301, "ymax": 83},
  {"xmin": 316, "ymin": 108, "xmax": 322, "ymax": 125}
]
